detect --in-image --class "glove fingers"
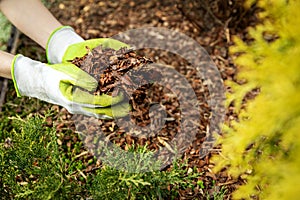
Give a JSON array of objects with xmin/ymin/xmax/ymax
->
[
  {"xmin": 83, "ymin": 103, "xmax": 131, "ymax": 118},
  {"xmin": 62, "ymin": 38, "xmax": 129, "ymax": 62},
  {"xmin": 51, "ymin": 63, "xmax": 98, "ymax": 91},
  {"xmin": 60, "ymin": 82, "xmax": 124, "ymax": 107},
  {"xmin": 72, "ymin": 87, "xmax": 124, "ymax": 106}
]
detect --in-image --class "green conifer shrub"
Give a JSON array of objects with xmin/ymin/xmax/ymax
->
[
  {"xmin": 0, "ymin": 114, "xmax": 86, "ymax": 199},
  {"xmin": 213, "ymin": 0, "xmax": 300, "ymax": 199},
  {"xmin": 0, "ymin": 112, "xmax": 201, "ymax": 199}
]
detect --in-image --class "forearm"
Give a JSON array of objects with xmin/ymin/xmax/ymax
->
[
  {"xmin": 0, "ymin": 50, "xmax": 14, "ymax": 79},
  {"xmin": 0, "ymin": 0, "xmax": 62, "ymax": 48}
]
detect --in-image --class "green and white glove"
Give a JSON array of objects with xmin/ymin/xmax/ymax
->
[
  {"xmin": 12, "ymin": 55, "xmax": 130, "ymax": 119},
  {"xmin": 46, "ymin": 26, "xmax": 129, "ymax": 63}
]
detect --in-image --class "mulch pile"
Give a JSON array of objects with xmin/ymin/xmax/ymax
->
[{"xmin": 71, "ymin": 43, "xmax": 206, "ymax": 170}]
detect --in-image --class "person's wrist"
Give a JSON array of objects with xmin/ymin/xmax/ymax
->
[{"xmin": 46, "ymin": 26, "xmax": 84, "ymax": 64}]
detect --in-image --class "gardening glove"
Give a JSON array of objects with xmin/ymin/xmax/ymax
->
[
  {"xmin": 46, "ymin": 26, "xmax": 129, "ymax": 64},
  {"xmin": 12, "ymin": 54, "xmax": 130, "ymax": 119}
]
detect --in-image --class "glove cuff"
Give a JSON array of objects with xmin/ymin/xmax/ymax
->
[
  {"xmin": 46, "ymin": 26, "xmax": 84, "ymax": 64},
  {"xmin": 11, "ymin": 54, "xmax": 23, "ymax": 97}
]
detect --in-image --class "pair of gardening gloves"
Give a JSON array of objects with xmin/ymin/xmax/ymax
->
[{"xmin": 12, "ymin": 26, "xmax": 130, "ymax": 119}]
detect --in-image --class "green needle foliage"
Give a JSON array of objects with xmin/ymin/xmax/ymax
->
[
  {"xmin": 0, "ymin": 114, "xmax": 85, "ymax": 199},
  {"xmin": 91, "ymin": 145, "xmax": 199, "ymax": 200},
  {"xmin": 213, "ymin": 0, "xmax": 300, "ymax": 199},
  {"xmin": 0, "ymin": 111, "xmax": 200, "ymax": 199}
]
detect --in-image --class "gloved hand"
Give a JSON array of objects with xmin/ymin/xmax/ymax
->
[
  {"xmin": 45, "ymin": 26, "xmax": 130, "ymax": 118},
  {"xmin": 12, "ymin": 55, "xmax": 130, "ymax": 119},
  {"xmin": 46, "ymin": 26, "xmax": 129, "ymax": 64}
]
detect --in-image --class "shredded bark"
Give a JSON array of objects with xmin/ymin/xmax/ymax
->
[{"xmin": 72, "ymin": 45, "xmax": 166, "ymax": 126}]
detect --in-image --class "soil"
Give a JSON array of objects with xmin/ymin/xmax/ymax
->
[{"xmin": 17, "ymin": 0, "xmax": 260, "ymax": 199}]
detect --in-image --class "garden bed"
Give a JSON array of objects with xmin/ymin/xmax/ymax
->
[{"xmin": 1, "ymin": 0, "xmax": 260, "ymax": 199}]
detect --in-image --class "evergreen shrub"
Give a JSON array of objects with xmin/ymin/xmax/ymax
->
[{"xmin": 213, "ymin": 0, "xmax": 300, "ymax": 199}]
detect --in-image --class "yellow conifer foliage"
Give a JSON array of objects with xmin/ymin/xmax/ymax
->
[{"xmin": 213, "ymin": 0, "xmax": 300, "ymax": 199}]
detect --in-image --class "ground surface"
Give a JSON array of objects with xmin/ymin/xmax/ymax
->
[{"xmin": 11, "ymin": 0, "xmax": 259, "ymax": 199}]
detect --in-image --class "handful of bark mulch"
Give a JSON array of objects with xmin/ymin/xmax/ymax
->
[
  {"xmin": 72, "ymin": 45, "xmax": 161, "ymax": 125},
  {"xmin": 73, "ymin": 46, "xmax": 153, "ymax": 95}
]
